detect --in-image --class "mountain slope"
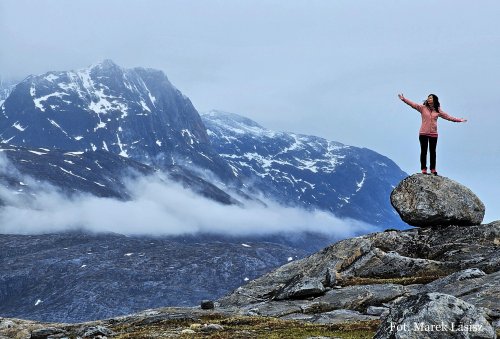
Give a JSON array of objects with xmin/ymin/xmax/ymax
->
[
  {"xmin": 0, "ymin": 144, "xmax": 238, "ymax": 206},
  {"xmin": 202, "ymin": 110, "xmax": 407, "ymax": 227},
  {"xmin": 0, "ymin": 60, "xmax": 235, "ymax": 182},
  {"xmin": 0, "ymin": 232, "xmax": 308, "ymax": 322}
]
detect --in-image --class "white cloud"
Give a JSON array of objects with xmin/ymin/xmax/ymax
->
[{"xmin": 0, "ymin": 154, "xmax": 376, "ymax": 237}]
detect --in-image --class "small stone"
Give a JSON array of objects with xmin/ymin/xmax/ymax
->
[
  {"xmin": 31, "ymin": 327, "xmax": 67, "ymax": 339},
  {"xmin": 366, "ymin": 306, "xmax": 389, "ymax": 316},
  {"xmin": 47, "ymin": 335, "xmax": 71, "ymax": 339},
  {"xmin": 200, "ymin": 323, "xmax": 224, "ymax": 332},
  {"xmin": 301, "ymin": 302, "xmax": 334, "ymax": 314},
  {"xmin": 274, "ymin": 278, "xmax": 325, "ymax": 300},
  {"xmin": 80, "ymin": 325, "xmax": 114, "ymax": 338},
  {"xmin": 189, "ymin": 323, "xmax": 203, "ymax": 330},
  {"xmin": 0, "ymin": 320, "xmax": 15, "ymax": 329},
  {"xmin": 325, "ymin": 268, "xmax": 337, "ymax": 287},
  {"xmin": 181, "ymin": 329, "xmax": 196, "ymax": 334},
  {"xmin": 200, "ymin": 299, "xmax": 215, "ymax": 309}
]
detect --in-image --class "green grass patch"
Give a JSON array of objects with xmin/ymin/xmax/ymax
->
[
  {"xmin": 111, "ymin": 314, "xmax": 379, "ymax": 339},
  {"xmin": 340, "ymin": 275, "xmax": 444, "ymax": 286}
]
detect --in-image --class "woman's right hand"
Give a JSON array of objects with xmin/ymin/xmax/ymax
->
[{"xmin": 398, "ymin": 93, "xmax": 405, "ymax": 101}]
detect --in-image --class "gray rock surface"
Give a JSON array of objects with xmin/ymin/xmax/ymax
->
[
  {"xmin": 374, "ymin": 292, "xmax": 496, "ymax": 339},
  {"xmin": 314, "ymin": 283, "xmax": 412, "ymax": 312},
  {"xmin": 366, "ymin": 306, "xmax": 390, "ymax": 316},
  {"xmin": 79, "ymin": 325, "xmax": 114, "ymax": 337},
  {"xmin": 219, "ymin": 222, "xmax": 499, "ymax": 307},
  {"xmin": 274, "ymin": 277, "xmax": 326, "ymax": 300},
  {"xmin": 390, "ymin": 174, "xmax": 485, "ymax": 227},
  {"xmin": 30, "ymin": 327, "xmax": 68, "ymax": 339},
  {"xmin": 217, "ymin": 220, "xmax": 499, "ymax": 334},
  {"xmin": 417, "ymin": 270, "xmax": 500, "ymax": 311}
]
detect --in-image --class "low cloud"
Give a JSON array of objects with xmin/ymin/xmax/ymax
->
[{"xmin": 0, "ymin": 155, "xmax": 377, "ymax": 237}]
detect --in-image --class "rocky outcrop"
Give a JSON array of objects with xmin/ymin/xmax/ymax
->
[
  {"xmin": 213, "ymin": 221, "xmax": 499, "ymax": 336},
  {"xmin": 0, "ymin": 176, "xmax": 497, "ymax": 338},
  {"xmin": 374, "ymin": 292, "xmax": 496, "ymax": 339},
  {"xmin": 0, "ymin": 256, "xmax": 496, "ymax": 339},
  {"xmin": 390, "ymin": 174, "xmax": 485, "ymax": 227},
  {"xmin": 217, "ymin": 174, "xmax": 499, "ymax": 336},
  {"xmin": 218, "ymin": 222, "xmax": 499, "ymax": 307}
]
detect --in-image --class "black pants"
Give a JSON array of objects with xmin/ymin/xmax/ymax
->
[{"xmin": 419, "ymin": 135, "xmax": 438, "ymax": 170}]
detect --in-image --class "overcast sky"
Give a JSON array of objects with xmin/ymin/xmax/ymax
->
[{"xmin": 1, "ymin": 0, "xmax": 499, "ymax": 222}]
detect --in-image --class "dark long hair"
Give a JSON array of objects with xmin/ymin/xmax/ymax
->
[{"xmin": 424, "ymin": 94, "xmax": 440, "ymax": 111}]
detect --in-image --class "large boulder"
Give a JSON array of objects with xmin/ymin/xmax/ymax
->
[
  {"xmin": 374, "ymin": 292, "xmax": 496, "ymax": 339},
  {"xmin": 390, "ymin": 174, "xmax": 485, "ymax": 227}
]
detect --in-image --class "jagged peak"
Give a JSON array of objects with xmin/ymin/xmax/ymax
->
[
  {"xmin": 88, "ymin": 61, "xmax": 172, "ymax": 87},
  {"xmin": 202, "ymin": 110, "xmax": 265, "ymax": 129},
  {"xmin": 90, "ymin": 59, "xmax": 122, "ymax": 71},
  {"xmin": 88, "ymin": 60, "xmax": 169, "ymax": 81},
  {"xmin": 132, "ymin": 66, "xmax": 171, "ymax": 86},
  {"xmin": 15, "ymin": 61, "xmax": 173, "ymax": 90},
  {"xmin": 133, "ymin": 66, "xmax": 165, "ymax": 76},
  {"xmin": 202, "ymin": 110, "xmax": 343, "ymax": 147}
]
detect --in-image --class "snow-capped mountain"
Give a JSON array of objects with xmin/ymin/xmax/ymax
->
[
  {"xmin": 0, "ymin": 60, "xmax": 235, "ymax": 181},
  {"xmin": 202, "ymin": 110, "xmax": 407, "ymax": 227},
  {"xmin": 0, "ymin": 61, "xmax": 408, "ymax": 228}
]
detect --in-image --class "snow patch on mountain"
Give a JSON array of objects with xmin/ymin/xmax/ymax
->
[
  {"xmin": 13, "ymin": 122, "xmax": 27, "ymax": 132},
  {"xmin": 33, "ymin": 92, "xmax": 68, "ymax": 112}
]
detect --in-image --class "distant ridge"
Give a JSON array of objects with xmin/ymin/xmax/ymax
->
[{"xmin": 203, "ymin": 110, "xmax": 407, "ymax": 227}]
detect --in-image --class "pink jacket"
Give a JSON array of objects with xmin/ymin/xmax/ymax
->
[{"xmin": 401, "ymin": 97, "xmax": 465, "ymax": 136}]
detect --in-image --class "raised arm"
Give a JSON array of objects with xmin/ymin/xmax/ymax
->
[
  {"xmin": 438, "ymin": 110, "xmax": 467, "ymax": 123},
  {"xmin": 398, "ymin": 93, "xmax": 423, "ymax": 111}
]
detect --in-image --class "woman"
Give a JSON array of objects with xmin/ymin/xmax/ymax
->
[{"xmin": 398, "ymin": 93, "xmax": 467, "ymax": 175}]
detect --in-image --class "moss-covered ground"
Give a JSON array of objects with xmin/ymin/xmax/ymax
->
[{"xmin": 112, "ymin": 314, "xmax": 379, "ymax": 338}]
